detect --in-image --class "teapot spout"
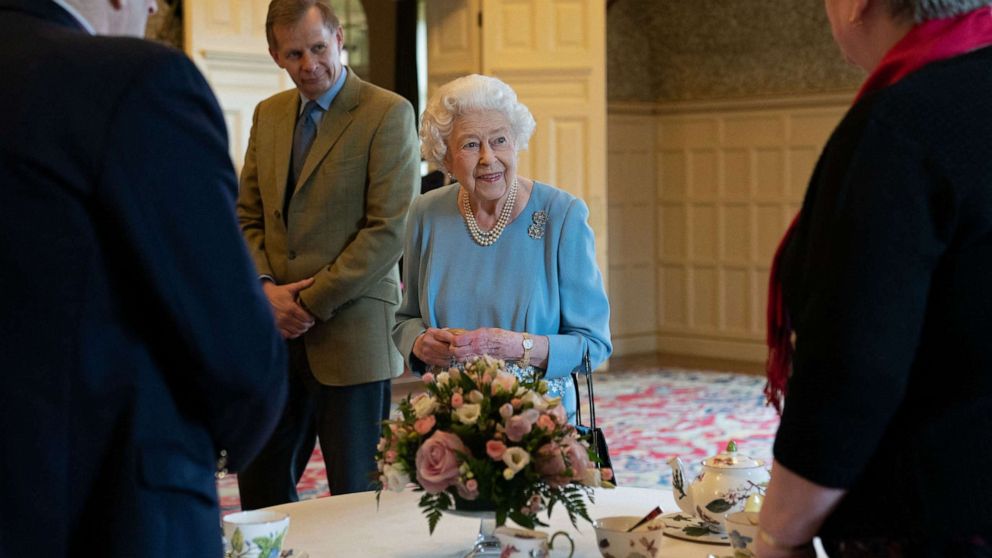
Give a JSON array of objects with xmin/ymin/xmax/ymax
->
[{"xmin": 667, "ymin": 456, "xmax": 694, "ymax": 515}]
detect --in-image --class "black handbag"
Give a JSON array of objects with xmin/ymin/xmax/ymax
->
[{"xmin": 572, "ymin": 350, "xmax": 616, "ymax": 484}]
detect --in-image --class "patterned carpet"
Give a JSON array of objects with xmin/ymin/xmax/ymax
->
[{"xmin": 217, "ymin": 367, "xmax": 779, "ymax": 514}]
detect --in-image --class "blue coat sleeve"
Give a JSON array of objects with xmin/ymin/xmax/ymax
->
[{"xmin": 544, "ymin": 198, "xmax": 612, "ymax": 379}]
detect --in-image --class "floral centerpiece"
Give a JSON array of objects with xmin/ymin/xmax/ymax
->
[{"xmin": 375, "ymin": 355, "xmax": 613, "ymax": 533}]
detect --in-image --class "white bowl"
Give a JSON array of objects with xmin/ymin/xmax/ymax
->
[
  {"xmin": 724, "ymin": 511, "xmax": 759, "ymax": 557},
  {"xmin": 592, "ymin": 515, "xmax": 666, "ymax": 558}
]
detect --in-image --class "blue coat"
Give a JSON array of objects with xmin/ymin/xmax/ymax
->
[{"xmin": 393, "ymin": 182, "xmax": 612, "ymax": 415}]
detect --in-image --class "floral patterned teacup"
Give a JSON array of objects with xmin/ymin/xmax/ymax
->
[
  {"xmin": 494, "ymin": 526, "xmax": 574, "ymax": 557},
  {"xmin": 725, "ymin": 511, "xmax": 759, "ymax": 558},
  {"xmin": 223, "ymin": 510, "xmax": 289, "ymax": 558},
  {"xmin": 592, "ymin": 515, "xmax": 665, "ymax": 558}
]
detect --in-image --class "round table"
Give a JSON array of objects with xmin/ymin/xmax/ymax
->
[{"xmin": 265, "ymin": 486, "xmax": 737, "ymax": 557}]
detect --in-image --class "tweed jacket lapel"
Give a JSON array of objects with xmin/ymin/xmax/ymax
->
[
  {"xmin": 294, "ymin": 69, "xmax": 360, "ymax": 191},
  {"xmin": 271, "ymin": 95, "xmax": 299, "ymax": 214}
]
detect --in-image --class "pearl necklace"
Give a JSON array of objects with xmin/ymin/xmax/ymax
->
[{"xmin": 461, "ymin": 178, "xmax": 518, "ymax": 247}]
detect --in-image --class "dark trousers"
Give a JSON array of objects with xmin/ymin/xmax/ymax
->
[{"xmin": 237, "ymin": 339, "xmax": 391, "ymax": 510}]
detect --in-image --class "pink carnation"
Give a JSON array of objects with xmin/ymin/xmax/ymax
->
[
  {"xmin": 414, "ymin": 415, "xmax": 436, "ymax": 435},
  {"xmin": 486, "ymin": 439, "xmax": 507, "ymax": 460},
  {"xmin": 415, "ymin": 431, "xmax": 469, "ymax": 493}
]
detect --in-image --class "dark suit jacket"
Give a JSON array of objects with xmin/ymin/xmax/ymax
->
[
  {"xmin": 0, "ymin": 2, "xmax": 287, "ymax": 556},
  {"xmin": 237, "ymin": 70, "xmax": 419, "ymax": 385}
]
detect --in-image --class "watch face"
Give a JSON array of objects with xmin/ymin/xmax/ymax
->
[{"xmin": 523, "ymin": 338, "xmax": 534, "ymax": 349}]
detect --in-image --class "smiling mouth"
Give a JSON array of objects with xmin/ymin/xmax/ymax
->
[{"xmin": 476, "ymin": 172, "xmax": 503, "ymax": 182}]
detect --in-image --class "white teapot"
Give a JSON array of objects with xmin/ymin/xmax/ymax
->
[{"xmin": 667, "ymin": 440, "xmax": 769, "ymax": 532}]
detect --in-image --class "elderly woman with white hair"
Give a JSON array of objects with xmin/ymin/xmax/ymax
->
[{"xmin": 392, "ymin": 74, "xmax": 611, "ymax": 418}]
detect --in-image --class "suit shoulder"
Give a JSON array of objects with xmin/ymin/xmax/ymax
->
[
  {"xmin": 358, "ymin": 79, "xmax": 412, "ymax": 110},
  {"xmin": 257, "ymin": 88, "xmax": 300, "ymax": 112}
]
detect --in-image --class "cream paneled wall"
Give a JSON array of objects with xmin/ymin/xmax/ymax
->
[{"xmin": 608, "ymin": 96, "xmax": 850, "ymax": 360}]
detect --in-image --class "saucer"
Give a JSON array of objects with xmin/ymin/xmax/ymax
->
[{"xmin": 659, "ymin": 512, "xmax": 729, "ymax": 545}]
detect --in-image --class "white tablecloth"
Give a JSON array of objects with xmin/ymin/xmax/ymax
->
[{"xmin": 265, "ymin": 486, "xmax": 734, "ymax": 557}]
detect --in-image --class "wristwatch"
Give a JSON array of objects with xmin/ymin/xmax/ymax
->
[{"xmin": 520, "ymin": 332, "xmax": 533, "ymax": 366}]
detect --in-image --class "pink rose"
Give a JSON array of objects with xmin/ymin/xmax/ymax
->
[
  {"xmin": 414, "ymin": 415, "xmax": 436, "ymax": 435},
  {"xmin": 536, "ymin": 414, "xmax": 556, "ymax": 432},
  {"xmin": 451, "ymin": 392, "xmax": 464, "ymax": 409},
  {"xmin": 564, "ymin": 438, "xmax": 592, "ymax": 480},
  {"xmin": 486, "ymin": 439, "xmax": 507, "ymax": 460},
  {"xmin": 385, "ymin": 450, "xmax": 398, "ymax": 463},
  {"xmin": 534, "ymin": 442, "xmax": 567, "ymax": 479},
  {"xmin": 415, "ymin": 431, "xmax": 469, "ymax": 493},
  {"xmin": 549, "ymin": 404, "xmax": 567, "ymax": 425},
  {"xmin": 422, "ymin": 372, "xmax": 435, "ymax": 384},
  {"xmin": 602, "ymin": 467, "xmax": 614, "ymax": 481},
  {"xmin": 504, "ymin": 415, "xmax": 533, "ymax": 442},
  {"xmin": 510, "ymin": 398, "xmax": 522, "ymax": 409}
]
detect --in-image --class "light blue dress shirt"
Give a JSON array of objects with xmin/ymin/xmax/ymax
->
[{"xmin": 393, "ymin": 181, "xmax": 612, "ymax": 416}]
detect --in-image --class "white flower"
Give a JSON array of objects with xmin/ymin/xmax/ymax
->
[
  {"xmin": 436, "ymin": 372, "xmax": 451, "ymax": 386},
  {"xmin": 412, "ymin": 394, "xmax": 438, "ymax": 418},
  {"xmin": 521, "ymin": 390, "xmax": 549, "ymax": 411},
  {"xmin": 468, "ymin": 390, "xmax": 485, "ymax": 404},
  {"xmin": 503, "ymin": 468, "xmax": 516, "ymax": 480},
  {"xmin": 454, "ymin": 403, "xmax": 481, "ymax": 425},
  {"xmin": 582, "ymin": 467, "xmax": 602, "ymax": 488},
  {"xmin": 502, "ymin": 446, "xmax": 531, "ymax": 473},
  {"xmin": 382, "ymin": 463, "xmax": 410, "ymax": 492}
]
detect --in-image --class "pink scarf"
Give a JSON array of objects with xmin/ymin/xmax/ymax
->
[{"xmin": 765, "ymin": 6, "xmax": 992, "ymax": 412}]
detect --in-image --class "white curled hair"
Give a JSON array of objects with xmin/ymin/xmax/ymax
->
[
  {"xmin": 887, "ymin": 0, "xmax": 992, "ymax": 21},
  {"xmin": 420, "ymin": 74, "xmax": 536, "ymax": 170}
]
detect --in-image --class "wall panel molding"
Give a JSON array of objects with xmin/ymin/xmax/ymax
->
[{"xmin": 608, "ymin": 93, "xmax": 850, "ymax": 360}]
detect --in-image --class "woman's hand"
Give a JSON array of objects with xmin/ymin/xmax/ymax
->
[
  {"xmin": 412, "ymin": 327, "xmax": 457, "ymax": 367},
  {"xmin": 448, "ymin": 328, "xmax": 521, "ymax": 362},
  {"xmin": 755, "ymin": 459, "xmax": 844, "ymax": 558}
]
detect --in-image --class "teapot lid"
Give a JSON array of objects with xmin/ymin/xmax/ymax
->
[{"xmin": 702, "ymin": 440, "xmax": 764, "ymax": 468}]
